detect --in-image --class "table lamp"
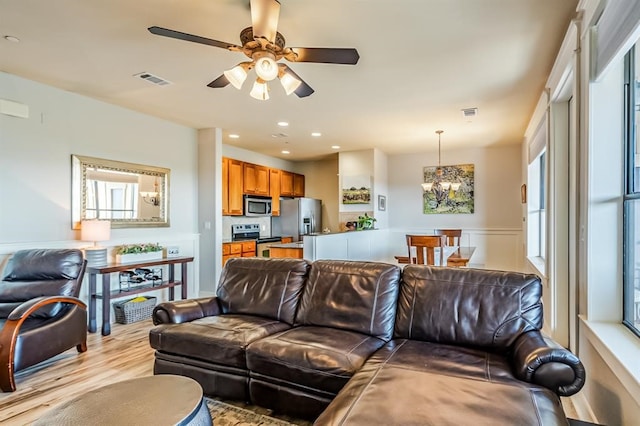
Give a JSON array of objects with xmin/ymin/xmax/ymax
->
[{"xmin": 81, "ymin": 219, "xmax": 111, "ymax": 266}]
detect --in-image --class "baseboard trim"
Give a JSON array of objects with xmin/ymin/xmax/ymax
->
[{"xmin": 570, "ymin": 392, "xmax": 598, "ymax": 424}]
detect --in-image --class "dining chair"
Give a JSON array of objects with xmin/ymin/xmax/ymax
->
[
  {"xmin": 405, "ymin": 235, "xmax": 447, "ymax": 266},
  {"xmin": 434, "ymin": 229, "xmax": 462, "ymax": 246}
]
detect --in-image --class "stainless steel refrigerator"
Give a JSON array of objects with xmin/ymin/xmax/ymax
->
[{"xmin": 278, "ymin": 198, "xmax": 322, "ymax": 241}]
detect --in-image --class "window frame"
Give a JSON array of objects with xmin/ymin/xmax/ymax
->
[{"xmin": 623, "ymin": 46, "xmax": 640, "ymax": 337}]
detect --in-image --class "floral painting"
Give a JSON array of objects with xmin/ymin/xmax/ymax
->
[{"xmin": 423, "ymin": 164, "xmax": 474, "ymax": 214}]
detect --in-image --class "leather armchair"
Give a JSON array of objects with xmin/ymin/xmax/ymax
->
[{"xmin": 0, "ymin": 249, "xmax": 87, "ymax": 392}]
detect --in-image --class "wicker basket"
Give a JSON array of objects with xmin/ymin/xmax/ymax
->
[{"xmin": 113, "ymin": 296, "xmax": 157, "ymax": 324}]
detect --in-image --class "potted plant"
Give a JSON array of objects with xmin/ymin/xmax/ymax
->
[
  {"xmin": 115, "ymin": 243, "xmax": 164, "ymax": 264},
  {"xmin": 356, "ymin": 213, "xmax": 377, "ymax": 230}
]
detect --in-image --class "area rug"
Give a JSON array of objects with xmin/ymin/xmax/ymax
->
[{"xmin": 206, "ymin": 398, "xmax": 312, "ymax": 426}]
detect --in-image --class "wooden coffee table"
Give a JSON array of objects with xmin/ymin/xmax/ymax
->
[{"xmin": 35, "ymin": 375, "xmax": 212, "ymax": 425}]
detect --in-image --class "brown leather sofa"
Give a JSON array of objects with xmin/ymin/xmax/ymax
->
[
  {"xmin": 0, "ymin": 249, "xmax": 87, "ymax": 392},
  {"xmin": 150, "ymin": 258, "xmax": 585, "ymax": 425}
]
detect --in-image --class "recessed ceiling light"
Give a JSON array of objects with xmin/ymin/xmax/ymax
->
[
  {"xmin": 277, "ymin": 121, "xmax": 289, "ymax": 127},
  {"xmin": 311, "ymin": 132, "xmax": 322, "ymax": 137},
  {"xmin": 331, "ymin": 145, "xmax": 340, "ymax": 149},
  {"xmin": 281, "ymin": 150, "xmax": 290, "ymax": 154},
  {"xmin": 229, "ymin": 134, "xmax": 240, "ymax": 139},
  {"xmin": 4, "ymin": 35, "xmax": 20, "ymax": 43}
]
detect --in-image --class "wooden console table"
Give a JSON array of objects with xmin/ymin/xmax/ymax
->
[{"xmin": 87, "ymin": 256, "xmax": 194, "ymax": 336}]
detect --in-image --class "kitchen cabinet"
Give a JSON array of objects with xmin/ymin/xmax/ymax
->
[
  {"xmin": 269, "ymin": 242, "xmax": 303, "ymax": 259},
  {"xmin": 222, "ymin": 241, "xmax": 256, "ymax": 265},
  {"xmin": 222, "ymin": 157, "xmax": 229, "ymax": 215},
  {"xmin": 269, "ymin": 168, "xmax": 281, "ymax": 216},
  {"xmin": 222, "ymin": 157, "xmax": 305, "ymax": 215},
  {"xmin": 280, "ymin": 171, "xmax": 294, "ymax": 196},
  {"xmin": 243, "ymin": 163, "xmax": 270, "ymax": 196},
  {"xmin": 280, "ymin": 236, "xmax": 293, "ymax": 243},
  {"xmin": 281, "ymin": 171, "xmax": 304, "ymax": 197},
  {"xmin": 293, "ymin": 173, "xmax": 305, "ymax": 197},
  {"xmin": 227, "ymin": 158, "xmax": 244, "ymax": 215}
]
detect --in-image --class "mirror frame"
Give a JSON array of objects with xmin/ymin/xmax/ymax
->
[{"xmin": 71, "ymin": 155, "xmax": 170, "ymax": 229}]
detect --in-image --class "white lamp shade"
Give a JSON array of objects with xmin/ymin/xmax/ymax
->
[
  {"xmin": 250, "ymin": 80, "xmax": 270, "ymax": 100},
  {"xmin": 450, "ymin": 182, "xmax": 462, "ymax": 191},
  {"xmin": 254, "ymin": 56, "xmax": 278, "ymax": 81},
  {"xmin": 223, "ymin": 65, "xmax": 248, "ymax": 90},
  {"xmin": 440, "ymin": 182, "xmax": 452, "ymax": 191},
  {"xmin": 81, "ymin": 220, "xmax": 111, "ymax": 243},
  {"xmin": 279, "ymin": 72, "xmax": 302, "ymax": 95},
  {"xmin": 421, "ymin": 183, "xmax": 433, "ymax": 191}
]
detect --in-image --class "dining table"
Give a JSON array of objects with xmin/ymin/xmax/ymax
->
[{"xmin": 394, "ymin": 246, "xmax": 476, "ymax": 267}]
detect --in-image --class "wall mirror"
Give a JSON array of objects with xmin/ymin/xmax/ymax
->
[{"xmin": 71, "ymin": 155, "xmax": 170, "ymax": 229}]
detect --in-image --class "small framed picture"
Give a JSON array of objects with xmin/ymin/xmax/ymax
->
[{"xmin": 378, "ymin": 195, "xmax": 386, "ymax": 211}]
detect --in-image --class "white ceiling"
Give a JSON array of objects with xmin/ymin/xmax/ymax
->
[{"xmin": 0, "ymin": 0, "xmax": 577, "ymax": 161}]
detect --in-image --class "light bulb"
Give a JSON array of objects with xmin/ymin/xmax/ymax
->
[
  {"xmin": 223, "ymin": 65, "xmax": 248, "ymax": 90},
  {"xmin": 250, "ymin": 80, "xmax": 270, "ymax": 100},
  {"xmin": 254, "ymin": 56, "xmax": 278, "ymax": 81},
  {"xmin": 279, "ymin": 72, "xmax": 302, "ymax": 95}
]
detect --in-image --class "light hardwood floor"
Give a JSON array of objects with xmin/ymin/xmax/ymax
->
[
  {"xmin": 0, "ymin": 320, "xmax": 156, "ymax": 425},
  {"xmin": 0, "ymin": 320, "xmax": 584, "ymax": 425}
]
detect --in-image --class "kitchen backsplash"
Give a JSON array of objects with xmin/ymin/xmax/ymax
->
[{"xmin": 222, "ymin": 216, "xmax": 272, "ymax": 240}]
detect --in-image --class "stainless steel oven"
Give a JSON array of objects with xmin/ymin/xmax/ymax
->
[{"xmin": 231, "ymin": 224, "xmax": 280, "ymax": 257}]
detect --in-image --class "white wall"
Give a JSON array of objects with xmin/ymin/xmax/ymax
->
[
  {"xmin": 0, "ymin": 71, "xmax": 200, "ymax": 322},
  {"xmin": 388, "ymin": 144, "xmax": 524, "ymax": 271}
]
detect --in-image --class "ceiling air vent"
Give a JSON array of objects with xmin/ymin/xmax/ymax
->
[
  {"xmin": 271, "ymin": 133, "xmax": 289, "ymax": 138},
  {"xmin": 134, "ymin": 72, "xmax": 172, "ymax": 86},
  {"xmin": 461, "ymin": 107, "xmax": 478, "ymax": 119}
]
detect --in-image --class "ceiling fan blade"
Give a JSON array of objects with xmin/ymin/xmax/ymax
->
[
  {"xmin": 207, "ymin": 74, "xmax": 230, "ymax": 88},
  {"xmin": 280, "ymin": 65, "xmax": 314, "ymax": 98},
  {"xmin": 288, "ymin": 47, "xmax": 360, "ymax": 65},
  {"xmin": 148, "ymin": 26, "xmax": 239, "ymax": 50},
  {"xmin": 250, "ymin": 0, "xmax": 280, "ymax": 43}
]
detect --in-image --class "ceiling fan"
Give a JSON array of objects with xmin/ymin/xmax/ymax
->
[{"xmin": 148, "ymin": 0, "xmax": 360, "ymax": 100}]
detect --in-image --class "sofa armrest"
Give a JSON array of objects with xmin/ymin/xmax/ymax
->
[
  {"xmin": 510, "ymin": 330, "xmax": 585, "ymax": 396},
  {"xmin": 152, "ymin": 297, "xmax": 221, "ymax": 325},
  {"xmin": 7, "ymin": 296, "xmax": 86, "ymax": 321}
]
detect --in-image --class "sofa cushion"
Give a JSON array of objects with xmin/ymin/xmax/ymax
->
[
  {"xmin": 216, "ymin": 258, "xmax": 309, "ymax": 325},
  {"xmin": 246, "ymin": 326, "xmax": 386, "ymax": 394},
  {"xmin": 149, "ymin": 314, "xmax": 291, "ymax": 368},
  {"xmin": 295, "ymin": 260, "xmax": 400, "ymax": 340},
  {"xmin": 315, "ymin": 339, "xmax": 567, "ymax": 426},
  {"xmin": 396, "ymin": 266, "xmax": 543, "ymax": 350}
]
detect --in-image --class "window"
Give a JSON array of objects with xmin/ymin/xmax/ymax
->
[
  {"xmin": 527, "ymin": 119, "xmax": 547, "ymax": 260},
  {"xmin": 623, "ymin": 46, "xmax": 640, "ymax": 336}
]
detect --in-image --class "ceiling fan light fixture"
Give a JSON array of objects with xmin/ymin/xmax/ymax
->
[
  {"xmin": 254, "ymin": 55, "xmax": 278, "ymax": 81},
  {"xmin": 279, "ymin": 72, "xmax": 302, "ymax": 95},
  {"xmin": 223, "ymin": 64, "xmax": 248, "ymax": 90},
  {"xmin": 250, "ymin": 79, "xmax": 270, "ymax": 100}
]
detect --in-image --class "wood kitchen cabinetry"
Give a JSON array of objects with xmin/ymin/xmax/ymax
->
[
  {"xmin": 281, "ymin": 171, "xmax": 305, "ymax": 197},
  {"xmin": 269, "ymin": 168, "xmax": 281, "ymax": 216},
  {"xmin": 243, "ymin": 163, "xmax": 270, "ymax": 196},
  {"xmin": 224, "ymin": 158, "xmax": 244, "ymax": 216},
  {"xmin": 293, "ymin": 173, "xmax": 305, "ymax": 197},
  {"xmin": 222, "ymin": 157, "xmax": 305, "ymax": 215},
  {"xmin": 222, "ymin": 241, "xmax": 256, "ymax": 265}
]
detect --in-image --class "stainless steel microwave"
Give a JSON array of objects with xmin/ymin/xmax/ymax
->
[{"xmin": 244, "ymin": 195, "xmax": 272, "ymax": 216}]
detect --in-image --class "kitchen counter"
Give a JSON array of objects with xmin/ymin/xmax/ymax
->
[
  {"xmin": 269, "ymin": 242, "xmax": 304, "ymax": 259},
  {"xmin": 268, "ymin": 242, "xmax": 303, "ymax": 249}
]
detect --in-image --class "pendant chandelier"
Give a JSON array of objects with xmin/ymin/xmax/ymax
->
[{"xmin": 421, "ymin": 130, "xmax": 461, "ymax": 195}]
